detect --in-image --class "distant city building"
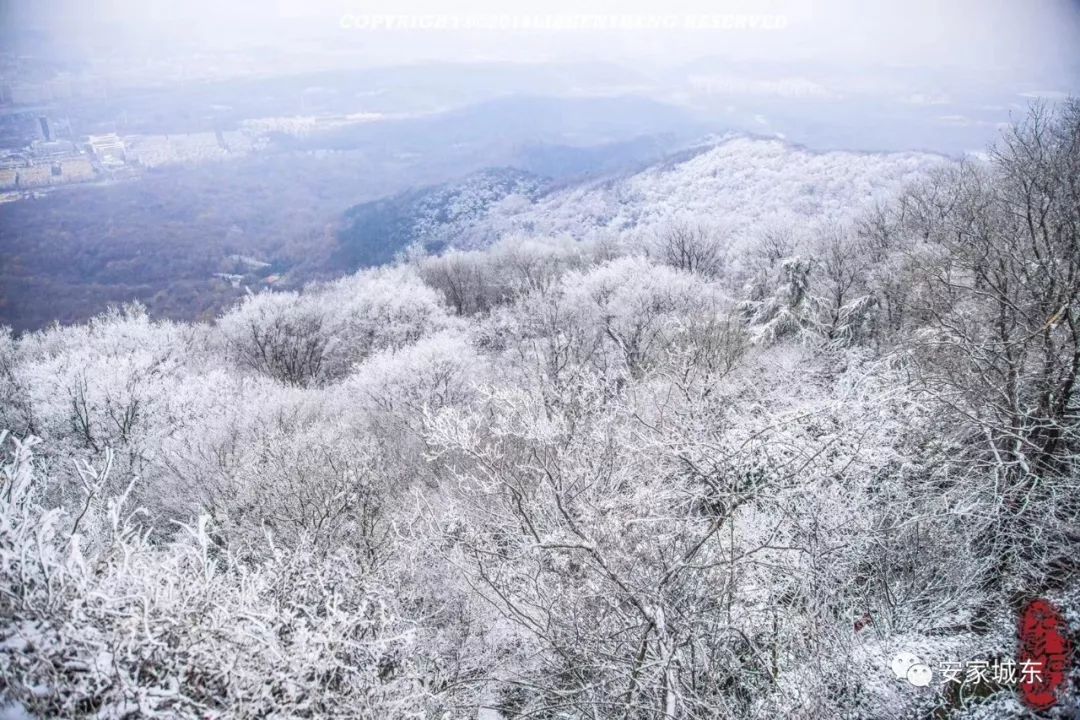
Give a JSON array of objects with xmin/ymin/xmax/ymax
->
[
  {"xmin": 8, "ymin": 155, "xmax": 95, "ymax": 189},
  {"xmin": 38, "ymin": 116, "xmax": 51, "ymax": 141},
  {"xmin": 16, "ymin": 163, "xmax": 56, "ymax": 188},
  {"xmin": 126, "ymin": 132, "xmax": 239, "ymax": 168},
  {"xmin": 30, "ymin": 140, "xmax": 77, "ymax": 158},
  {"xmin": 60, "ymin": 157, "xmax": 95, "ymax": 182},
  {"xmin": 213, "ymin": 273, "xmax": 244, "ymax": 289},
  {"xmin": 87, "ymin": 133, "xmax": 126, "ymax": 165}
]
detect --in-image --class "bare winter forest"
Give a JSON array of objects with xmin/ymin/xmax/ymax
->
[{"xmin": 1, "ymin": 99, "xmax": 1078, "ymax": 718}]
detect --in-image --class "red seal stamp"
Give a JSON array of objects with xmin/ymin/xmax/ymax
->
[{"xmin": 1017, "ymin": 598, "xmax": 1072, "ymax": 711}]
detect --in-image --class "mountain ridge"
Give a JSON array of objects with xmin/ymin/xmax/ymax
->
[{"xmin": 334, "ymin": 132, "xmax": 949, "ymax": 269}]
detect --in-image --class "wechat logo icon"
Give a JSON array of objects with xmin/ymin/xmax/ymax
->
[{"xmin": 891, "ymin": 652, "xmax": 933, "ymax": 687}]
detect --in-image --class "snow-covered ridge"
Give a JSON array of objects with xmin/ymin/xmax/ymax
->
[
  {"xmin": 336, "ymin": 135, "xmax": 948, "ymax": 265},
  {"xmin": 409, "ymin": 135, "xmax": 947, "ymax": 251}
]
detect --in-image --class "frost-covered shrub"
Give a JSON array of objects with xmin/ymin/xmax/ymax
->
[
  {"xmin": 0, "ymin": 433, "xmax": 441, "ymax": 719},
  {"xmin": 342, "ymin": 329, "xmax": 486, "ymax": 419},
  {"xmin": 417, "ymin": 235, "xmax": 589, "ymax": 315},
  {"xmin": 323, "ymin": 266, "xmax": 452, "ymax": 361},
  {"xmin": 217, "ymin": 290, "xmax": 333, "ymax": 386},
  {"xmin": 16, "ymin": 305, "xmax": 188, "ymax": 454},
  {"xmin": 9, "ymin": 306, "xmax": 193, "ymax": 514},
  {"xmin": 650, "ymin": 221, "xmax": 728, "ymax": 277},
  {"xmin": 218, "ymin": 266, "xmax": 451, "ymax": 386},
  {"xmin": 561, "ymin": 256, "xmax": 730, "ymax": 378},
  {"xmin": 0, "ymin": 328, "xmax": 32, "ymax": 437}
]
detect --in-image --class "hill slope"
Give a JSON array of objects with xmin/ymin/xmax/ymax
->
[{"xmin": 335, "ymin": 135, "xmax": 948, "ymax": 262}]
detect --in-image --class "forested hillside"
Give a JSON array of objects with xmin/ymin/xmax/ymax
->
[
  {"xmin": 335, "ymin": 135, "xmax": 946, "ymax": 260},
  {"xmin": 1, "ymin": 102, "xmax": 1078, "ymax": 719},
  {"xmin": 445, "ymin": 136, "xmax": 947, "ymax": 250},
  {"xmin": 336, "ymin": 167, "xmax": 548, "ymax": 270}
]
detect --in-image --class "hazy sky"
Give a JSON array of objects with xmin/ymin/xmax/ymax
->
[{"xmin": 4, "ymin": 0, "xmax": 1079, "ymax": 85}]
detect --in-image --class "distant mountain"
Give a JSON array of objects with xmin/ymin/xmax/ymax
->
[
  {"xmin": 510, "ymin": 134, "xmax": 684, "ymax": 182},
  {"xmin": 288, "ymin": 94, "xmax": 710, "ymax": 158}
]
